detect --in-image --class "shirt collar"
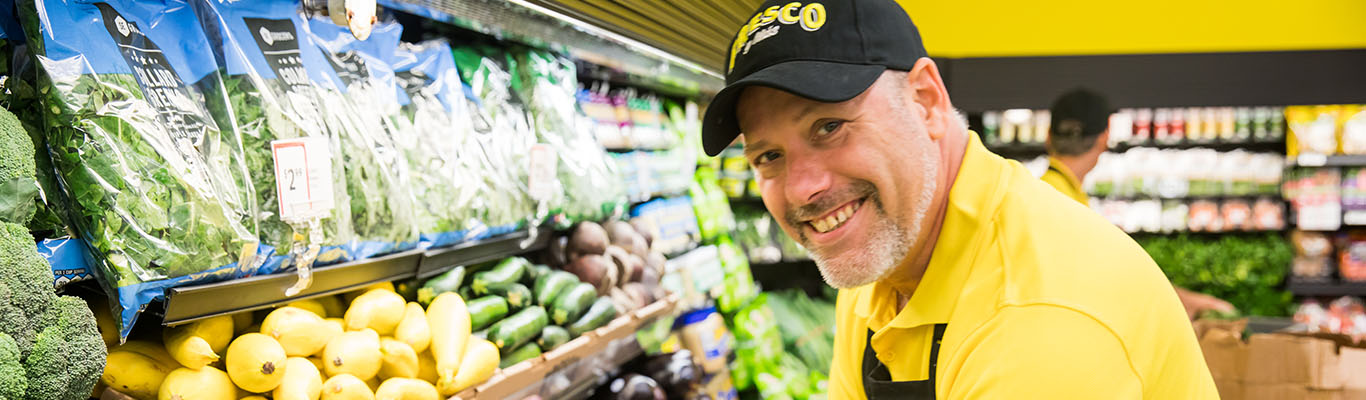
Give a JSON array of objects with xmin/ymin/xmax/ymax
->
[
  {"xmin": 853, "ymin": 132, "xmax": 1011, "ymax": 330},
  {"xmin": 1047, "ymin": 156, "xmax": 1085, "ymax": 196}
]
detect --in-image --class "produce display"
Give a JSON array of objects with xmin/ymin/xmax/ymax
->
[
  {"xmin": 726, "ymin": 292, "xmax": 830, "ymax": 400},
  {"xmin": 1085, "ymin": 149, "xmax": 1283, "ymax": 199},
  {"xmin": 19, "ymin": 0, "xmax": 270, "ymax": 338},
  {"xmin": 1287, "ymin": 105, "xmax": 1366, "ymax": 157},
  {"xmin": 106, "ymin": 284, "xmax": 492, "ymax": 399},
  {"xmin": 1139, "ymin": 233, "xmax": 1295, "ymax": 316},
  {"xmin": 1293, "ymin": 296, "xmax": 1365, "ymax": 342},
  {"xmin": 0, "ymin": 106, "xmax": 106, "ymax": 399},
  {"xmin": 194, "ymin": 0, "xmax": 355, "ymax": 268}
]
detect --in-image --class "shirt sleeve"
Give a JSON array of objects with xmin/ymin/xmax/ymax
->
[{"xmin": 944, "ymin": 304, "xmax": 1143, "ymax": 399}]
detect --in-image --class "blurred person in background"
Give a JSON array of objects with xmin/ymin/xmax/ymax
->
[{"xmin": 1042, "ymin": 88, "xmax": 1236, "ymax": 320}]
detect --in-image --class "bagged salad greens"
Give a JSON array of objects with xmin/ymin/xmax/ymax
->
[
  {"xmin": 512, "ymin": 48, "xmax": 625, "ymax": 225},
  {"xmin": 19, "ymin": 0, "xmax": 269, "ymax": 337},
  {"xmin": 390, "ymin": 40, "xmax": 486, "ymax": 248},
  {"xmin": 452, "ymin": 46, "xmax": 536, "ymax": 235},
  {"xmin": 303, "ymin": 16, "xmax": 419, "ymax": 258},
  {"xmin": 193, "ymin": 0, "xmax": 354, "ymax": 272}
]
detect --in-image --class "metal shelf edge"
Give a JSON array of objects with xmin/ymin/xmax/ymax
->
[
  {"xmin": 163, "ymin": 250, "xmax": 423, "ymax": 326},
  {"xmin": 164, "ymin": 228, "xmax": 553, "ymax": 326}
]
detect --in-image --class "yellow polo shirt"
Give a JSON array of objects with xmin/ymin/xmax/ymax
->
[
  {"xmin": 828, "ymin": 133, "xmax": 1216, "ymax": 399},
  {"xmin": 1040, "ymin": 156, "xmax": 1090, "ymax": 204}
]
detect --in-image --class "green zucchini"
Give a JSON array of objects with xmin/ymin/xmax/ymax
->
[
  {"xmin": 523, "ymin": 264, "xmax": 551, "ymax": 286},
  {"xmin": 417, "ymin": 266, "xmax": 465, "ymax": 305},
  {"xmin": 499, "ymin": 343, "xmax": 542, "ymax": 369},
  {"xmin": 533, "ymin": 271, "xmax": 578, "ymax": 307},
  {"xmin": 537, "ymin": 325, "xmax": 571, "ymax": 350},
  {"xmin": 466, "ymin": 296, "xmax": 510, "ymax": 331},
  {"xmin": 472, "ymin": 329, "xmax": 489, "ymax": 340},
  {"xmin": 567, "ymin": 297, "xmax": 618, "ymax": 337},
  {"xmin": 550, "ymin": 283, "xmax": 596, "ymax": 325},
  {"xmin": 487, "ymin": 306, "xmax": 549, "ymax": 352},
  {"xmin": 393, "ymin": 277, "xmax": 421, "ymax": 302},
  {"xmin": 489, "ymin": 283, "xmax": 532, "ymax": 311},
  {"xmin": 457, "ymin": 286, "xmax": 474, "ymax": 301},
  {"xmin": 471, "ymin": 257, "xmax": 530, "ymax": 295}
]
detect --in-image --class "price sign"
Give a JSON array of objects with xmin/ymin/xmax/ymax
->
[
  {"xmin": 527, "ymin": 144, "xmax": 557, "ymax": 202},
  {"xmin": 271, "ymin": 137, "xmax": 335, "ymax": 221}
]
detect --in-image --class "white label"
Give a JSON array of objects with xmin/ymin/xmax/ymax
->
[
  {"xmin": 1345, "ymin": 210, "xmax": 1366, "ymax": 226},
  {"xmin": 1298, "ymin": 154, "xmax": 1328, "ymax": 167},
  {"xmin": 527, "ymin": 144, "xmax": 557, "ymax": 201},
  {"xmin": 272, "ymin": 137, "xmax": 335, "ymax": 221}
]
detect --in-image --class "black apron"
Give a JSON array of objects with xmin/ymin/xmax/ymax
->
[{"xmin": 862, "ymin": 324, "xmax": 946, "ymax": 399}]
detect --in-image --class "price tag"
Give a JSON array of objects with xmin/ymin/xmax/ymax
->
[
  {"xmin": 527, "ymin": 144, "xmax": 557, "ymax": 202},
  {"xmin": 271, "ymin": 137, "xmax": 335, "ymax": 221}
]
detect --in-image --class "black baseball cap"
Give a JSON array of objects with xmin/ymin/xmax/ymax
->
[
  {"xmin": 701, "ymin": 0, "xmax": 929, "ymax": 156},
  {"xmin": 1049, "ymin": 88, "xmax": 1113, "ymax": 139}
]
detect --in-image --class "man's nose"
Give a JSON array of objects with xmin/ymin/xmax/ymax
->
[{"xmin": 784, "ymin": 152, "xmax": 832, "ymax": 204}]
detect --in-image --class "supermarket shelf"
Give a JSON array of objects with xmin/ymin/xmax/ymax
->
[
  {"xmin": 1291, "ymin": 154, "xmax": 1366, "ymax": 167},
  {"xmin": 453, "ymin": 295, "xmax": 680, "ymax": 399},
  {"xmin": 987, "ymin": 140, "xmax": 1286, "ymax": 159},
  {"xmin": 1286, "ymin": 280, "xmax": 1366, "ymax": 297},
  {"xmin": 1090, "ymin": 194, "xmax": 1282, "ymax": 202},
  {"xmin": 162, "ymin": 228, "xmax": 550, "ymax": 326}
]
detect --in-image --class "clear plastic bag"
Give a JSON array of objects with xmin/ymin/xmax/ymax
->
[
  {"xmin": 304, "ymin": 17, "xmax": 419, "ymax": 258},
  {"xmin": 195, "ymin": 0, "xmax": 355, "ymax": 270},
  {"xmin": 453, "ymin": 47, "xmax": 536, "ymax": 235},
  {"xmin": 21, "ymin": 0, "xmax": 266, "ymax": 337},
  {"xmin": 390, "ymin": 40, "xmax": 486, "ymax": 248}
]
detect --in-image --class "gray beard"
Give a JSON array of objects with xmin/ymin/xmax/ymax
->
[{"xmin": 811, "ymin": 155, "xmax": 938, "ymax": 289}]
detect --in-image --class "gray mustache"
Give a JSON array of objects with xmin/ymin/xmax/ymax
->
[{"xmin": 787, "ymin": 180, "xmax": 877, "ymax": 224}]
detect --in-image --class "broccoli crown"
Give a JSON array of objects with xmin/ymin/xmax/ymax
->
[
  {"xmin": 0, "ymin": 284, "xmax": 33, "ymax": 359},
  {"xmin": 0, "ymin": 332, "xmax": 26, "ymax": 400},
  {"xmin": 22, "ymin": 296, "xmax": 105, "ymax": 400},
  {"xmin": 0, "ymin": 107, "xmax": 36, "ymax": 183},
  {"xmin": 0, "ymin": 222, "xmax": 55, "ymax": 324}
]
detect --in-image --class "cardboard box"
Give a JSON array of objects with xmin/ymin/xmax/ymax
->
[
  {"xmin": 1245, "ymin": 384, "xmax": 1343, "ymax": 400},
  {"xmin": 1245, "ymin": 333, "xmax": 1358, "ymax": 389},
  {"xmin": 1215, "ymin": 378, "xmax": 1245, "ymax": 400}
]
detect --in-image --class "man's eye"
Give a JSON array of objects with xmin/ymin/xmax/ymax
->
[
  {"xmin": 753, "ymin": 151, "xmax": 781, "ymax": 166},
  {"xmin": 817, "ymin": 120, "xmax": 843, "ymax": 137}
]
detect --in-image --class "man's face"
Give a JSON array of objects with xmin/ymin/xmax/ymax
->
[{"xmin": 737, "ymin": 74, "xmax": 941, "ymax": 289}]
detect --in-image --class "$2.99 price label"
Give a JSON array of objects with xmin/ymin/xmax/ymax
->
[{"xmin": 271, "ymin": 137, "xmax": 335, "ymax": 222}]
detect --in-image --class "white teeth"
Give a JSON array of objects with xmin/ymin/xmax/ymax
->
[{"xmin": 811, "ymin": 200, "xmax": 864, "ymax": 234}]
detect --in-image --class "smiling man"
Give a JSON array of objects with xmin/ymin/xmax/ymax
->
[{"xmin": 701, "ymin": 0, "xmax": 1218, "ymax": 398}]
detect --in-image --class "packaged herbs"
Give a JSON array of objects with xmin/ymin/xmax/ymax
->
[{"xmin": 20, "ymin": 0, "xmax": 267, "ymax": 337}]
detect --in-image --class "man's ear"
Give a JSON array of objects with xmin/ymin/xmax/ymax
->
[
  {"xmin": 1093, "ymin": 129, "xmax": 1111, "ymax": 154},
  {"xmin": 905, "ymin": 58, "xmax": 953, "ymax": 140}
]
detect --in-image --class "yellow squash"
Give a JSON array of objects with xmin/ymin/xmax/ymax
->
[
  {"xmin": 103, "ymin": 350, "xmax": 174, "ymax": 399},
  {"xmin": 225, "ymin": 333, "xmax": 289, "ymax": 393},
  {"xmin": 164, "ymin": 315, "xmax": 234, "ymax": 369},
  {"xmin": 322, "ymin": 329, "xmax": 383, "ymax": 380},
  {"xmin": 377, "ymin": 338, "xmax": 418, "ymax": 380},
  {"xmin": 440, "ymin": 337, "xmax": 498, "ymax": 395},
  {"xmin": 344, "ymin": 289, "xmax": 406, "ymax": 335},
  {"xmin": 261, "ymin": 306, "xmax": 331, "ymax": 356},
  {"xmin": 373, "ymin": 378, "xmax": 439, "ymax": 400},
  {"xmin": 158, "ymin": 366, "xmax": 236, "ymax": 400},
  {"xmin": 273, "ymin": 357, "xmax": 323, "ymax": 400},
  {"xmin": 320, "ymin": 374, "xmax": 375, "ymax": 400},
  {"xmin": 392, "ymin": 303, "xmax": 430, "ymax": 353},
  {"xmin": 425, "ymin": 292, "xmax": 471, "ymax": 389}
]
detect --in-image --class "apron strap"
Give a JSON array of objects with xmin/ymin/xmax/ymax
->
[{"xmin": 862, "ymin": 323, "xmax": 947, "ymax": 400}]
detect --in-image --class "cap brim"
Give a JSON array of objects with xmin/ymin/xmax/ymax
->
[{"xmin": 702, "ymin": 61, "xmax": 887, "ymax": 156}]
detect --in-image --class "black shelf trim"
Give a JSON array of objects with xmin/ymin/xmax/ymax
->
[
  {"xmin": 417, "ymin": 226, "xmax": 551, "ymax": 279},
  {"xmin": 1287, "ymin": 280, "xmax": 1366, "ymax": 297},
  {"xmin": 163, "ymin": 228, "xmax": 551, "ymax": 326}
]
